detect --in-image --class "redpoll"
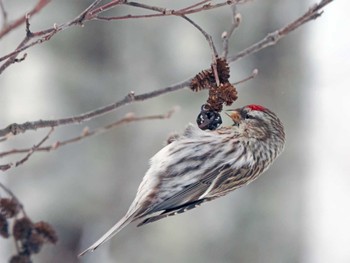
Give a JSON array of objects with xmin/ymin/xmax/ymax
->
[{"xmin": 79, "ymin": 104, "xmax": 285, "ymax": 256}]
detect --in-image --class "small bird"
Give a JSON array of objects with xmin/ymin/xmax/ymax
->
[{"xmin": 79, "ymin": 104, "xmax": 285, "ymax": 256}]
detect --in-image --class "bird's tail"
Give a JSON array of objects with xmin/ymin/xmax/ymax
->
[{"xmin": 78, "ymin": 213, "xmax": 134, "ymax": 257}]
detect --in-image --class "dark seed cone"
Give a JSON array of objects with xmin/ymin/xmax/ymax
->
[
  {"xmin": 213, "ymin": 57, "xmax": 230, "ymax": 83},
  {"xmin": 207, "ymin": 83, "xmax": 238, "ymax": 112},
  {"xmin": 0, "ymin": 214, "xmax": 9, "ymax": 238},
  {"xmin": 0, "ymin": 198, "xmax": 20, "ymax": 218},
  {"xmin": 34, "ymin": 221, "xmax": 58, "ymax": 244},
  {"xmin": 190, "ymin": 58, "xmax": 230, "ymax": 92},
  {"xmin": 13, "ymin": 217, "xmax": 33, "ymax": 241},
  {"xmin": 22, "ymin": 232, "xmax": 44, "ymax": 254},
  {"xmin": 190, "ymin": 69, "xmax": 213, "ymax": 92},
  {"xmin": 191, "ymin": 58, "xmax": 237, "ymax": 125}
]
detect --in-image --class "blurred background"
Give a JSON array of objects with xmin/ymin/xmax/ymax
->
[{"xmin": 0, "ymin": 0, "xmax": 348, "ymax": 262}]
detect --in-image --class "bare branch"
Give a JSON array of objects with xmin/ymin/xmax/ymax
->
[
  {"xmin": 0, "ymin": 0, "xmax": 335, "ymax": 137},
  {"xmin": 0, "ymin": 109, "xmax": 176, "ymax": 160},
  {"xmin": 0, "ymin": 0, "xmax": 240, "ymax": 74},
  {"xmin": 0, "ymin": 81, "xmax": 188, "ymax": 138},
  {"xmin": 227, "ymin": 0, "xmax": 334, "ymax": 63},
  {"xmin": 0, "ymin": 0, "xmax": 8, "ymax": 29},
  {"xmin": 176, "ymin": 0, "xmax": 211, "ymax": 13},
  {"xmin": 180, "ymin": 15, "xmax": 220, "ymax": 86},
  {"xmin": 232, "ymin": 68, "xmax": 258, "ymax": 85},
  {"xmin": 122, "ymin": 1, "xmax": 220, "ymax": 85},
  {"xmin": 222, "ymin": 5, "xmax": 241, "ymax": 58},
  {"xmin": 14, "ymin": 128, "xmax": 54, "ymax": 167},
  {"xmin": 0, "ymin": 129, "xmax": 54, "ymax": 171},
  {"xmin": 0, "ymin": 0, "xmax": 50, "ymax": 39},
  {"xmin": 94, "ymin": 0, "xmax": 245, "ymax": 21}
]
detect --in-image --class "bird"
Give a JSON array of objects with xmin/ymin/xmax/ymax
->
[{"xmin": 79, "ymin": 104, "xmax": 285, "ymax": 256}]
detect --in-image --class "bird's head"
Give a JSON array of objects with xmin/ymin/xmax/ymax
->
[{"xmin": 226, "ymin": 104, "xmax": 285, "ymax": 142}]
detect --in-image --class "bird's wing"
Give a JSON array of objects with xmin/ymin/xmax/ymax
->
[
  {"xmin": 133, "ymin": 123, "xmax": 252, "ymax": 226},
  {"xmin": 136, "ymin": 162, "xmax": 250, "ymax": 226}
]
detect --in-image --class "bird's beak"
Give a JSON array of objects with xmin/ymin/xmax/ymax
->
[{"xmin": 225, "ymin": 110, "xmax": 241, "ymax": 126}]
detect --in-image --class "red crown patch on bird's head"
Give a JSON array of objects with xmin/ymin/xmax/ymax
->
[{"xmin": 247, "ymin": 104, "xmax": 266, "ymax": 112}]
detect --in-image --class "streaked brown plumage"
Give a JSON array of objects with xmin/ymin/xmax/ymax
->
[{"xmin": 79, "ymin": 104, "xmax": 285, "ymax": 256}]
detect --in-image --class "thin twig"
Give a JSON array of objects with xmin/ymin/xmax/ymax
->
[
  {"xmin": 228, "ymin": 0, "xmax": 334, "ymax": 63},
  {"xmin": 0, "ymin": 0, "xmax": 238, "ymax": 74},
  {"xmin": 125, "ymin": 1, "xmax": 168, "ymax": 13},
  {"xmin": 14, "ymin": 128, "xmax": 54, "ymax": 167},
  {"xmin": 232, "ymin": 68, "xmax": 258, "ymax": 85},
  {"xmin": 180, "ymin": 15, "xmax": 220, "ymax": 87},
  {"xmin": 0, "ymin": 129, "xmax": 54, "ymax": 171},
  {"xmin": 0, "ymin": 109, "xmax": 176, "ymax": 159},
  {"xmin": 222, "ymin": 5, "xmax": 241, "ymax": 58},
  {"xmin": 0, "ymin": 0, "xmax": 334, "ymax": 138},
  {"xmin": 89, "ymin": 0, "xmax": 126, "ymax": 17},
  {"xmin": 0, "ymin": 0, "xmax": 50, "ymax": 39},
  {"xmin": 176, "ymin": 0, "xmax": 211, "ymax": 13},
  {"xmin": 0, "ymin": 14, "xmax": 40, "ymax": 73},
  {"xmin": 123, "ymin": 1, "xmax": 221, "ymax": 86},
  {"xmin": 95, "ymin": 0, "xmax": 244, "ymax": 21},
  {"xmin": 0, "ymin": 0, "xmax": 7, "ymax": 29},
  {"xmin": 0, "ymin": 182, "xmax": 27, "ymax": 217},
  {"xmin": 0, "ymin": 81, "xmax": 188, "ymax": 138}
]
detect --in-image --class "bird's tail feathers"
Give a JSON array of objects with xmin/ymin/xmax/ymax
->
[{"xmin": 78, "ymin": 213, "xmax": 134, "ymax": 257}]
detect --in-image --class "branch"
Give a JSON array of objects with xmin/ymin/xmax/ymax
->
[
  {"xmin": 227, "ymin": 0, "xmax": 334, "ymax": 63},
  {"xmin": 0, "ymin": 0, "xmax": 50, "ymax": 39},
  {"xmin": 232, "ymin": 68, "xmax": 258, "ymax": 85},
  {"xmin": 122, "ymin": 1, "xmax": 221, "ymax": 85},
  {"xmin": 0, "ymin": 0, "xmax": 334, "ymax": 138},
  {"xmin": 0, "ymin": 0, "xmax": 8, "ymax": 29},
  {"xmin": 0, "ymin": 0, "xmax": 244, "ymax": 74},
  {"xmin": 222, "ymin": 5, "xmax": 241, "ymax": 58},
  {"xmin": 14, "ymin": 128, "xmax": 54, "ymax": 167},
  {"xmin": 0, "ymin": 128, "xmax": 53, "ymax": 171},
  {"xmin": 0, "ymin": 110, "xmax": 176, "ymax": 170},
  {"xmin": 0, "ymin": 82, "xmax": 188, "ymax": 138},
  {"xmin": 95, "ymin": 0, "xmax": 246, "ymax": 21},
  {"xmin": 0, "ymin": 0, "xmax": 109, "ymax": 73}
]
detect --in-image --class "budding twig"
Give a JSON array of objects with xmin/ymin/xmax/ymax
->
[
  {"xmin": 0, "ymin": 82, "xmax": 188, "ymax": 138},
  {"xmin": 222, "ymin": 5, "xmax": 241, "ymax": 58},
  {"xmin": 0, "ymin": 128, "xmax": 54, "ymax": 171},
  {"xmin": 232, "ymin": 68, "xmax": 258, "ymax": 85},
  {"xmin": 0, "ymin": 109, "xmax": 176, "ymax": 168},
  {"xmin": 0, "ymin": 0, "xmax": 8, "ymax": 29},
  {"xmin": 228, "ymin": 0, "xmax": 334, "ymax": 63}
]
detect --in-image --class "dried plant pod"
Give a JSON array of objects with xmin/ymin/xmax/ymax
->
[
  {"xmin": 213, "ymin": 57, "xmax": 230, "ymax": 83},
  {"xmin": 13, "ymin": 217, "xmax": 33, "ymax": 241},
  {"xmin": 218, "ymin": 82, "xmax": 238, "ymax": 106},
  {"xmin": 22, "ymin": 232, "xmax": 44, "ymax": 254},
  {"xmin": 191, "ymin": 58, "xmax": 238, "ymax": 130},
  {"xmin": 190, "ymin": 57, "xmax": 230, "ymax": 92},
  {"xmin": 0, "ymin": 214, "xmax": 9, "ymax": 238},
  {"xmin": 190, "ymin": 69, "xmax": 214, "ymax": 92},
  {"xmin": 190, "ymin": 58, "xmax": 237, "ymax": 113},
  {"xmin": 0, "ymin": 198, "xmax": 20, "ymax": 218},
  {"xmin": 206, "ymin": 83, "xmax": 238, "ymax": 112},
  {"xmin": 34, "ymin": 221, "xmax": 58, "ymax": 244}
]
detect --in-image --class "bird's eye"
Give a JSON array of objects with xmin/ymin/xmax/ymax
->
[{"xmin": 245, "ymin": 113, "xmax": 252, "ymax": 119}]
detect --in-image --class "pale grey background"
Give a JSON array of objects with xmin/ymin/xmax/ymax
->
[{"xmin": 1, "ymin": 1, "xmax": 349, "ymax": 263}]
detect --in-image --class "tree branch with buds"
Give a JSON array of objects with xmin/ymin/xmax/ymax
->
[
  {"xmin": 0, "ymin": 0, "xmax": 334, "ymax": 137},
  {"xmin": 0, "ymin": 0, "xmax": 335, "ymax": 261}
]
